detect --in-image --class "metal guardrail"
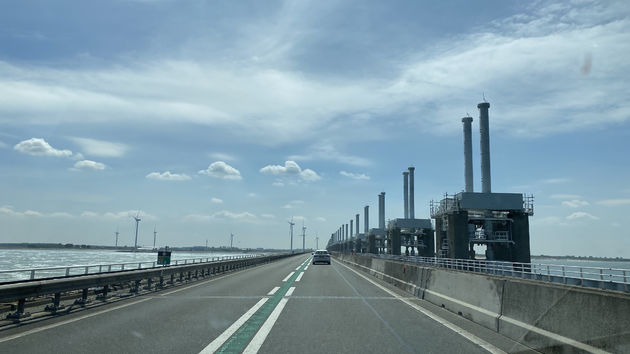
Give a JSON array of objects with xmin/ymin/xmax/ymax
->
[
  {"xmin": 357, "ymin": 253, "xmax": 630, "ymax": 292},
  {"xmin": 0, "ymin": 254, "xmax": 260, "ymax": 284},
  {"xmin": 0, "ymin": 253, "xmax": 299, "ymax": 319}
]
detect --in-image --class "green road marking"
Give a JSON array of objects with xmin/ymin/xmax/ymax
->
[{"xmin": 216, "ymin": 257, "xmax": 311, "ymax": 354}]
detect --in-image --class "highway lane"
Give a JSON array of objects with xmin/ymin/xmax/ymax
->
[{"xmin": 0, "ymin": 254, "xmax": 533, "ymax": 353}]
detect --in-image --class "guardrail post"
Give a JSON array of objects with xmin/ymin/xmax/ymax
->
[
  {"xmin": 159, "ymin": 276, "xmax": 164, "ymax": 288},
  {"xmin": 75, "ymin": 288, "xmax": 89, "ymax": 305},
  {"xmin": 145, "ymin": 277, "xmax": 153, "ymax": 290},
  {"xmin": 45, "ymin": 293, "xmax": 63, "ymax": 312},
  {"xmin": 179, "ymin": 272, "xmax": 184, "ymax": 282},
  {"xmin": 85, "ymin": 266, "xmax": 89, "ymax": 275},
  {"xmin": 66, "ymin": 268, "xmax": 71, "ymax": 276},
  {"xmin": 102, "ymin": 285, "xmax": 109, "ymax": 298},
  {"xmin": 6, "ymin": 298, "xmax": 30, "ymax": 319},
  {"xmin": 170, "ymin": 273, "xmax": 175, "ymax": 285},
  {"xmin": 600, "ymin": 269, "xmax": 604, "ymax": 280},
  {"xmin": 187, "ymin": 271, "xmax": 191, "ymax": 280}
]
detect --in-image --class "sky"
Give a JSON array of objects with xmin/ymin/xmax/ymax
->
[{"xmin": 0, "ymin": 0, "xmax": 629, "ymax": 257}]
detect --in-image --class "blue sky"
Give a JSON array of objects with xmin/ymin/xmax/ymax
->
[{"xmin": 1, "ymin": 0, "xmax": 629, "ymax": 256}]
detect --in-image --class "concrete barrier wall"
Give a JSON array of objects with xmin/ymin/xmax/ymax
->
[{"xmin": 335, "ymin": 254, "xmax": 630, "ymax": 354}]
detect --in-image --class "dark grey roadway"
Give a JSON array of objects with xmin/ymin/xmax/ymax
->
[{"xmin": 0, "ymin": 254, "xmax": 535, "ymax": 353}]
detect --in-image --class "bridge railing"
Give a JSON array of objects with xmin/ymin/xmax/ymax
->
[
  {"xmin": 0, "ymin": 253, "xmax": 297, "ymax": 319},
  {"xmin": 0, "ymin": 254, "xmax": 261, "ymax": 284},
  {"xmin": 359, "ymin": 253, "xmax": 630, "ymax": 292}
]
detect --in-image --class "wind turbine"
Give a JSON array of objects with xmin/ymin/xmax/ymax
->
[
  {"xmin": 153, "ymin": 225, "xmax": 157, "ymax": 249},
  {"xmin": 115, "ymin": 226, "xmax": 119, "ymax": 247},
  {"xmin": 230, "ymin": 233, "xmax": 235, "ymax": 249},
  {"xmin": 315, "ymin": 231, "xmax": 319, "ymax": 250},
  {"xmin": 131, "ymin": 211, "xmax": 141, "ymax": 251},
  {"xmin": 301, "ymin": 221, "xmax": 306, "ymax": 252},
  {"xmin": 288, "ymin": 217, "xmax": 295, "ymax": 253}
]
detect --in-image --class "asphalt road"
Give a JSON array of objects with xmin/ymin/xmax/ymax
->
[{"xmin": 0, "ymin": 254, "xmax": 534, "ymax": 353}]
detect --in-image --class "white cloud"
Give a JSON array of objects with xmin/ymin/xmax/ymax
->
[
  {"xmin": 74, "ymin": 160, "xmax": 106, "ymax": 170},
  {"xmin": 14, "ymin": 138, "xmax": 72, "ymax": 157},
  {"xmin": 282, "ymin": 200, "xmax": 304, "ymax": 209},
  {"xmin": 561, "ymin": 200, "xmax": 590, "ymax": 208},
  {"xmin": 541, "ymin": 178, "xmax": 571, "ymax": 184},
  {"xmin": 211, "ymin": 197, "xmax": 223, "ymax": 204},
  {"xmin": 596, "ymin": 198, "xmax": 630, "ymax": 206},
  {"xmin": 550, "ymin": 194, "xmax": 581, "ymax": 200},
  {"xmin": 102, "ymin": 210, "xmax": 157, "ymax": 220},
  {"xmin": 340, "ymin": 171, "xmax": 370, "ymax": 180},
  {"xmin": 289, "ymin": 143, "xmax": 372, "ymax": 167},
  {"xmin": 199, "ymin": 161, "xmax": 242, "ymax": 180},
  {"xmin": 315, "ymin": 217, "xmax": 326, "ymax": 222},
  {"xmin": 0, "ymin": 206, "xmax": 74, "ymax": 218},
  {"xmin": 146, "ymin": 171, "xmax": 191, "ymax": 181},
  {"xmin": 208, "ymin": 152, "xmax": 237, "ymax": 161},
  {"xmin": 566, "ymin": 212, "xmax": 599, "ymax": 220},
  {"xmin": 70, "ymin": 137, "xmax": 128, "ymax": 157},
  {"xmin": 260, "ymin": 161, "xmax": 321, "ymax": 182},
  {"xmin": 185, "ymin": 210, "xmax": 258, "ymax": 223}
]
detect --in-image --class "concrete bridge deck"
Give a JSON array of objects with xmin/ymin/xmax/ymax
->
[{"xmin": 0, "ymin": 254, "xmax": 534, "ymax": 353}]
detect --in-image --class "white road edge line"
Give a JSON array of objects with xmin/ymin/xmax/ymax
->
[
  {"xmin": 295, "ymin": 272, "xmax": 304, "ymax": 282},
  {"xmin": 267, "ymin": 287, "xmax": 280, "ymax": 296},
  {"xmin": 199, "ymin": 297, "xmax": 268, "ymax": 354},
  {"xmin": 242, "ymin": 297, "xmax": 290, "ymax": 354},
  {"xmin": 282, "ymin": 272, "xmax": 295, "ymax": 282},
  {"xmin": 0, "ymin": 297, "xmax": 152, "ymax": 344},
  {"xmin": 336, "ymin": 260, "xmax": 506, "ymax": 354},
  {"xmin": 285, "ymin": 286, "xmax": 296, "ymax": 297}
]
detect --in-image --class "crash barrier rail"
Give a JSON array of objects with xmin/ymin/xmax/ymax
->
[
  {"xmin": 0, "ymin": 254, "xmax": 261, "ymax": 284},
  {"xmin": 0, "ymin": 253, "xmax": 298, "ymax": 319},
  {"xmin": 353, "ymin": 253, "xmax": 630, "ymax": 292}
]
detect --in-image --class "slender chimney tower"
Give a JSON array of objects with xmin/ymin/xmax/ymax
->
[
  {"xmin": 350, "ymin": 219, "xmax": 353, "ymax": 239},
  {"xmin": 364, "ymin": 206, "xmax": 369, "ymax": 233},
  {"xmin": 478, "ymin": 102, "xmax": 491, "ymax": 193},
  {"xmin": 356, "ymin": 214, "xmax": 360, "ymax": 236},
  {"xmin": 403, "ymin": 172, "xmax": 409, "ymax": 219},
  {"xmin": 378, "ymin": 192, "xmax": 386, "ymax": 229},
  {"xmin": 408, "ymin": 167, "xmax": 415, "ymax": 219},
  {"xmin": 462, "ymin": 116, "xmax": 474, "ymax": 193}
]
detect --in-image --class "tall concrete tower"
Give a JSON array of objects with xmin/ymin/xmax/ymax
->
[
  {"xmin": 478, "ymin": 102, "xmax": 491, "ymax": 193},
  {"xmin": 462, "ymin": 116, "xmax": 474, "ymax": 193}
]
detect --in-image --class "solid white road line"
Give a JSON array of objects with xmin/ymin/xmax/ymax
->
[
  {"xmin": 242, "ymin": 297, "xmax": 290, "ymax": 354},
  {"xmin": 285, "ymin": 286, "xmax": 296, "ymax": 297},
  {"xmin": 199, "ymin": 297, "xmax": 268, "ymax": 354},
  {"xmin": 336, "ymin": 260, "xmax": 506, "ymax": 354},
  {"xmin": 304, "ymin": 266, "xmax": 309, "ymax": 270},
  {"xmin": 0, "ymin": 297, "xmax": 152, "ymax": 344},
  {"xmin": 295, "ymin": 272, "xmax": 304, "ymax": 282},
  {"xmin": 267, "ymin": 287, "xmax": 280, "ymax": 296},
  {"xmin": 282, "ymin": 272, "xmax": 295, "ymax": 282}
]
